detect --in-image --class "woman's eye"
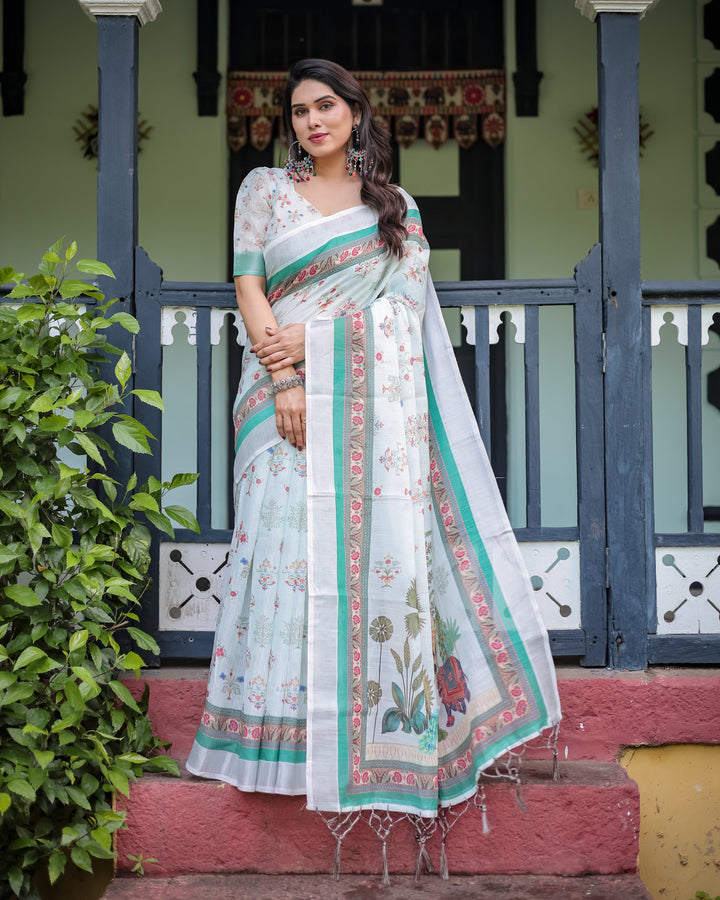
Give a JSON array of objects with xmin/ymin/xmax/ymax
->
[{"xmin": 320, "ymin": 102, "xmax": 333, "ymax": 110}]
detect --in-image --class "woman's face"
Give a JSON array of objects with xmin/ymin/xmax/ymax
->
[{"xmin": 290, "ymin": 78, "xmax": 359, "ymax": 162}]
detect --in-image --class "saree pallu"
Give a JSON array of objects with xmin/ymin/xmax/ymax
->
[{"xmin": 188, "ymin": 190, "xmax": 561, "ymax": 817}]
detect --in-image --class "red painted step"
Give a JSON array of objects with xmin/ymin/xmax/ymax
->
[
  {"xmin": 116, "ymin": 760, "xmax": 639, "ymax": 879},
  {"xmin": 103, "ymin": 872, "xmax": 654, "ymax": 900},
  {"xmin": 127, "ymin": 666, "xmax": 720, "ymax": 766}
]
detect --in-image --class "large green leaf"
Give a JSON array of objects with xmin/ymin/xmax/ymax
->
[
  {"xmin": 5, "ymin": 584, "xmax": 41, "ymax": 607},
  {"xmin": 113, "ymin": 419, "xmax": 151, "ymax": 454},
  {"xmin": 0, "ymin": 672, "xmax": 18, "ymax": 690},
  {"xmin": 107, "ymin": 767, "xmax": 130, "ymax": 797},
  {"xmin": 7, "ymin": 779, "xmax": 36, "ymax": 802},
  {"xmin": 164, "ymin": 505, "xmax": 200, "ymax": 533},
  {"xmin": 130, "ymin": 492, "xmax": 159, "ymax": 512},
  {"xmin": 108, "ymin": 680, "xmax": 141, "ymax": 713},
  {"xmin": 115, "ymin": 351, "xmax": 132, "ymax": 389},
  {"xmin": 109, "ymin": 311, "xmax": 139, "ymax": 333},
  {"xmin": 74, "ymin": 431, "xmax": 105, "ymax": 467},
  {"xmin": 13, "ymin": 646, "xmax": 48, "ymax": 670},
  {"xmin": 32, "ymin": 748, "xmax": 54, "ymax": 769},
  {"xmin": 15, "ymin": 304, "xmax": 47, "ymax": 324},
  {"xmin": 38, "ymin": 413, "xmax": 71, "ymax": 432},
  {"xmin": 58, "ymin": 278, "xmax": 97, "ymax": 299},
  {"xmin": 127, "ymin": 627, "xmax": 160, "ymax": 654},
  {"xmin": 0, "ymin": 682, "xmax": 35, "ymax": 705},
  {"xmin": 122, "ymin": 524, "xmax": 151, "ymax": 572},
  {"xmin": 51, "ymin": 522, "xmax": 73, "ymax": 548},
  {"xmin": 0, "ymin": 494, "xmax": 23, "ymax": 519},
  {"xmin": 168, "ymin": 472, "xmax": 199, "ymax": 489},
  {"xmin": 69, "ymin": 629, "xmax": 89, "ymax": 654},
  {"xmin": 119, "ymin": 651, "xmax": 146, "ymax": 674},
  {"xmin": 0, "ymin": 386, "xmax": 28, "ymax": 410},
  {"xmin": 75, "ymin": 258, "xmax": 115, "ymax": 277},
  {"xmin": 131, "ymin": 388, "xmax": 163, "ymax": 409},
  {"xmin": 70, "ymin": 846, "xmax": 94, "ymax": 874},
  {"xmin": 48, "ymin": 850, "xmax": 67, "ymax": 885},
  {"xmin": 143, "ymin": 509, "xmax": 175, "ymax": 537}
]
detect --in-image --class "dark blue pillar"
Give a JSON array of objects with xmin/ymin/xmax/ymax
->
[
  {"xmin": 95, "ymin": 13, "xmax": 140, "ymax": 489},
  {"xmin": 97, "ymin": 14, "xmax": 139, "ymax": 301},
  {"xmin": 597, "ymin": 12, "xmax": 648, "ymax": 669}
]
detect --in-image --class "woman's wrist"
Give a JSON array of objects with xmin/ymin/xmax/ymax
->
[
  {"xmin": 271, "ymin": 365, "xmax": 296, "ymax": 382},
  {"xmin": 268, "ymin": 371, "xmax": 305, "ymax": 396}
]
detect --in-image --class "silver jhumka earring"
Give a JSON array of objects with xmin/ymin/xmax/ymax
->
[
  {"xmin": 284, "ymin": 141, "xmax": 316, "ymax": 182},
  {"xmin": 345, "ymin": 124, "xmax": 368, "ymax": 178}
]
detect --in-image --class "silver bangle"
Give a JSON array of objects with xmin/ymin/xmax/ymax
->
[{"xmin": 269, "ymin": 372, "xmax": 305, "ymax": 396}]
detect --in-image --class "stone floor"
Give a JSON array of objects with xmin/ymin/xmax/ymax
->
[{"xmin": 102, "ymin": 872, "xmax": 654, "ymax": 899}]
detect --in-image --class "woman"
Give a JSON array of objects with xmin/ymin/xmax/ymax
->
[{"xmin": 187, "ymin": 58, "xmax": 560, "ymax": 876}]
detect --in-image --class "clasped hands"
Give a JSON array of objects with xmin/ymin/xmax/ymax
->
[{"xmin": 252, "ymin": 323, "xmax": 307, "ymax": 451}]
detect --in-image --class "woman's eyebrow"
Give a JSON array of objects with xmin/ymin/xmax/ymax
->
[{"xmin": 291, "ymin": 95, "xmax": 335, "ymax": 109}]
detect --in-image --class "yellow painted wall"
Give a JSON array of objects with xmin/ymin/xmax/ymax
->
[{"xmin": 621, "ymin": 744, "xmax": 720, "ymax": 900}]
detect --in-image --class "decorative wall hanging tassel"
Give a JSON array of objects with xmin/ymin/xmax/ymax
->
[
  {"xmin": 553, "ymin": 744, "xmax": 560, "ymax": 782},
  {"xmin": 515, "ymin": 781, "xmax": 527, "ymax": 812}
]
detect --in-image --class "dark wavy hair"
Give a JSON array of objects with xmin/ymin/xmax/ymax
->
[{"xmin": 283, "ymin": 58, "xmax": 407, "ymax": 258}]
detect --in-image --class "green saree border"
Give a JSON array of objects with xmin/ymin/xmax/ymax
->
[
  {"xmin": 332, "ymin": 320, "xmax": 351, "ymax": 802},
  {"xmin": 266, "ymin": 208, "xmax": 423, "ymax": 292},
  {"xmin": 194, "ymin": 729, "xmax": 306, "ymax": 764},
  {"xmin": 426, "ymin": 374, "xmax": 548, "ymax": 731},
  {"xmin": 267, "ymin": 224, "xmax": 379, "ymax": 292}
]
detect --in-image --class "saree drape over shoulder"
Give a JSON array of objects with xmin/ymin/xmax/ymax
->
[{"xmin": 187, "ymin": 167, "xmax": 561, "ymax": 817}]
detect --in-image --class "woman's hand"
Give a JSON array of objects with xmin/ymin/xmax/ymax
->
[
  {"xmin": 252, "ymin": 323, "xmax": 306, "ymax": 372},
  {"xmin": 273, "ymin": 384, "xmax": 306, "ymax": 451}
]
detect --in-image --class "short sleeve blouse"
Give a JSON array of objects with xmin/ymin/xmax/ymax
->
[{"xmin": 232, "ymin": 168, "xmax": 273, "ymax": 278}]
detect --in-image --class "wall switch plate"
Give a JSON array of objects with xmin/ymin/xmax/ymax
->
[{"xmin": 578, "ymin": 187, "xmax": 599, "ymax": 209}]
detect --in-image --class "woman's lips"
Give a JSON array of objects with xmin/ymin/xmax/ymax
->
[{"xmin": 309, "ymin": 133, "xmax": 328, "ymax": 143}]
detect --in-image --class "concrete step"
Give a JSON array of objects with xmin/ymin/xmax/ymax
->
[
  {"xmin": 128, "ymin": 665, "xmax": 720, "ymax": 764},
  {"xmin": 102, "ymin": 872, "xmax": 654, "ymax": 899},
  {"xmin": 116, "ymin": 760, "xmax": 640, "ymax": 879}
]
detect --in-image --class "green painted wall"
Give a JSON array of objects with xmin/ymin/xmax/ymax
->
[
  {"xmin": 0, "ymin": 1, "xmax": 703, "ymax": 282},
  {"xmin": 0, "ymin": 2, "xmax": 97, "ymax": 274},
  {"xmin": 504, "ymin": 0, "xmax": 697, "ymax": 282},
  {"xmin": 0, "ymin": 0, "xmax": 227, "ymax": 283}
]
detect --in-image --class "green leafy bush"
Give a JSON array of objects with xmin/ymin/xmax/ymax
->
[{"xmin": 0, "ymin": 241, "xmax": 199, "ymax": 899}]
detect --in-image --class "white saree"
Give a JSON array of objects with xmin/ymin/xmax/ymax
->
[{"xmin": 187, "ymin": 167, "xmax": 561, "ymax": 820}]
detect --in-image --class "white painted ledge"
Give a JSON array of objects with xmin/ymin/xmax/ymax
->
[
  {"xmin": 575, "ymin": 0, "xmax": 661, "ymax": 21},
  {"xmin": 78, "ymin": 0, "xmax": 162, "ymax": 25}
]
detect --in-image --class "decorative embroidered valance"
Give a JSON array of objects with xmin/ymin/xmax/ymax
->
[{"xmin": 226, "ymin": 70, "xmax": 505, "ymax": 153}]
